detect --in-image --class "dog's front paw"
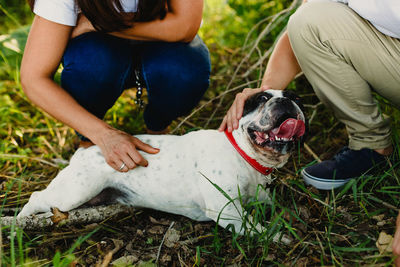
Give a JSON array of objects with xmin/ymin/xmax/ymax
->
[
  {"xmin": 17, "ymin": 202, "xmax": 37, "ymax": 218},
  {"xmin": 17, "ymin": 206, "xmax": 33, "ymax": 218},
  {"xmin": 17, "ymin": 192, "xmax": 50, "ymax": 218}
]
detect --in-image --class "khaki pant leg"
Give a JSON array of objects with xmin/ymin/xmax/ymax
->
[{"xmin": 287, "ymin": 1, "xmax": 400, "ymax": 150}]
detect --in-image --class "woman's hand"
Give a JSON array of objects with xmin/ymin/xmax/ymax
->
[
  {"xmin": 218, "ymin": 86, "xmax": 269, "ymax": 132},
  {"xmin": 94, "ymin": 127, "xmax": 160, "ymax": 172},
  {"xmin": 71, "ymin": 15, "xmax": 95, "ymax": 39}
]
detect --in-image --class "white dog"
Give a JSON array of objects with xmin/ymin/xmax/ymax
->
[{"xmin": 18, "ymin": 90, "xmax": 306, "ymax": 237}]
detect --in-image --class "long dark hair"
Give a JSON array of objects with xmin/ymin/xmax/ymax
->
[{"xmin": 27, "ymin": 0, "xmax": 169, "ymax": 32}]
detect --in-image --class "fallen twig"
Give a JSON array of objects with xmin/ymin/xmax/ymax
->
[
  {"xmin": 0, "ymin": 153, "xmax": 59, "ymax": 168},
  {"xmin": 19, "ymin": 126, "xmax": 69, "ymax": 134},
  {"xmin": 100, "ymin": 239, "xmax": 124, "ymax": 267},
  {"xmin": 171, "ymin": 79, "xmax": 262, "ymax": 133},
  {"xmin": 281, "ymin": 181, "xmax": 332, "ymax": 210},
  {"xmin": 0, "ymin": 204, "xmax": 134, "ymax": 231},
  {"xmin": 304, "ymin": 143, "xmax": 322, "ymax": 163},
  {"xmin": 156, "ymin": 221, "xmax": 175, "ymax": 265},
  {"xmin": 179, "ymin": 234, "xmax": 214, "ymax": 246}
]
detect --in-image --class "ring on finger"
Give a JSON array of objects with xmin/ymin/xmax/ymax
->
[{"xmin": 118, "ymin": 162, "xmax": 126, "ymax": 171}]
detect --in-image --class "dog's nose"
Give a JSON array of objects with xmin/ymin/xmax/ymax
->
[
  {"xmin": 274, "ymin": 97, "xmax": 293, "ymax": 106},
  {"xmin": 268, "ymin": 97, "xmax": 299, "ymax": 121},
  {"xmin": 271, "ymin": 98, "xmax": 297, "ymax": 113}
]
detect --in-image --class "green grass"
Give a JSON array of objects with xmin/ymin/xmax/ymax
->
[{"xmin": 1, "ymin": 0, "xmax": 400, "ymax": 266}]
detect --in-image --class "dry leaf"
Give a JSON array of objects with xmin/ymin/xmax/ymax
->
[
  {"xmin": 373, "ymin": 214, "xmax": 385, "ymax": 222},
  {"xmin": 111, "ymin": 255, "xmax": 139, "ymax": 266},
  {"xmin": 298, "ymin": 205, "xmax": 311, "ymax": 221},
  {"xmin": 148, "ymin": 225, "xmax": 164, "ymax": 235},
  {"xmin": 376, "ymin": 231, "xmax": 393, "ymax": 253},
  {"xmin": 160, "ymin": 254, "xmax": 172, "ymax": 264},
  {"xmin": 50, "ymin": 207, "xmax": 69, "ymax": 223}
]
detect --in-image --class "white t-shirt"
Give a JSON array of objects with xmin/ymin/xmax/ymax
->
[
  {"xmin": 33, "ymin": 0, "xmax": 139, "ymax": 26},
  {"xmin": 310, "ymin": 0, "xmax": 400, "ymax": 39}
]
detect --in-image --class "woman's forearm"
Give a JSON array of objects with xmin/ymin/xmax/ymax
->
[
  {"xmin": 21, "ymin": 77, "xmax": 110, "ymax": 143},
  {"xmin": 111, "ymin": 0, "xmax": 203, "ymax": 42},
  {"xmin": 261, "ymin": 31, "xmax": 301, "ymax": 90},
  {"xmin": 21, "ymin": 16, "xmax": 110, "ymax": 143}
]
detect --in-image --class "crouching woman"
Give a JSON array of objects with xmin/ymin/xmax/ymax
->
[{"xmin": 20, "ymin": 0, "xmax": 211, "ymax": 172}]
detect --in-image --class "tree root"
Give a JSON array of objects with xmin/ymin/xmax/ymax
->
[{"xmin": 0, "ymin": 204, "xmax": 134, "ymax": 231}]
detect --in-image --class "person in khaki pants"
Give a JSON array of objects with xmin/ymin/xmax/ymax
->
[{"xmin": 219, "ymin": 0, "xmax": 399, "ymax": 190}]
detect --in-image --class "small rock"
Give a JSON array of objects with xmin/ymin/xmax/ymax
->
[
  {"xmin": 377, "ymin": 221, "xmax": 386, "ymax": 226},
  {"xmin": 164, "ymin": 228, "xmax": 181, "ymax": 248},
  {"xmin": 376, "ymin": 231, "xmax": 393, "ymax": 253}
]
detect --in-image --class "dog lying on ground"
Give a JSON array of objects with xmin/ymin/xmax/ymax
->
[{"xmin": 18, "ymin": 90, "xmax": 306, "ymax": 238}]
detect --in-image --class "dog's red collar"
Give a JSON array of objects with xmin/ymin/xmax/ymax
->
[{"xmin": 224, "ymin": 130, "xmax": 273, "ymax": 175}]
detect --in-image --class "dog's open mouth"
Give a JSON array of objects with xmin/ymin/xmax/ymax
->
[{"xmin": 249, "ymin": 118, "xmax": 306, "ymax": 150}]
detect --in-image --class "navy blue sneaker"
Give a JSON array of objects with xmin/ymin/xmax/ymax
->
[{"xmin": 301, "ymin": 146, "xmax": 387, "ymax": 190}]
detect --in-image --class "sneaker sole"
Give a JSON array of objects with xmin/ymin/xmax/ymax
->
[{"xmin": 301, "ymin": 169, "xmax": 352, "ymax": 190}]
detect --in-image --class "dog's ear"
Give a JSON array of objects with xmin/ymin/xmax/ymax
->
[
  {"xmin": 282, "ymin": 90, "xmax": 305, "ymax": 114},
  {"xmin": 242, "ymin": 92, "xmax": 272, "ymax": 117}
]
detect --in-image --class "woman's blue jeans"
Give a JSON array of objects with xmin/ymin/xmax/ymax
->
[{"xmin": 61, "ymin": 32, "xmax": 211, "ymax": 137}]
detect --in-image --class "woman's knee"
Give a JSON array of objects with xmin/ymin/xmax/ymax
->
[
  {"xmin": 142, "ymin": 37, "xmax": 211, "ymax": 130},
  {"xmin": 62, "ymin": 32, "xmax": 133, "ymax": 87},
  {"xmin": 143, "ymin": 70, "xmax": 209, "ymax": 130},
  {"xmin": 142, "ymin": 36, "xmax": 211, "ymax": 97},
  {"xmin": 61, "ymin": 32, "xmax": 134, "ymax": 116}
]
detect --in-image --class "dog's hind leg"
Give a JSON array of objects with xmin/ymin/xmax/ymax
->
[{"xmin": 18, "ymin": 148, "xmax": 112, "ymax": 217}]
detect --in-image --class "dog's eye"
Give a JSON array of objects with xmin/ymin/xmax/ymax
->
[{"xmin": 259, "ymin": 94, "xmax": 272, "ymax": 102}]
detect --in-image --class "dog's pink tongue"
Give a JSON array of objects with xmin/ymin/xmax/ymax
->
[{"xmin": 271, "ymin": 118, "xmax": 305, "ymax": 139}]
